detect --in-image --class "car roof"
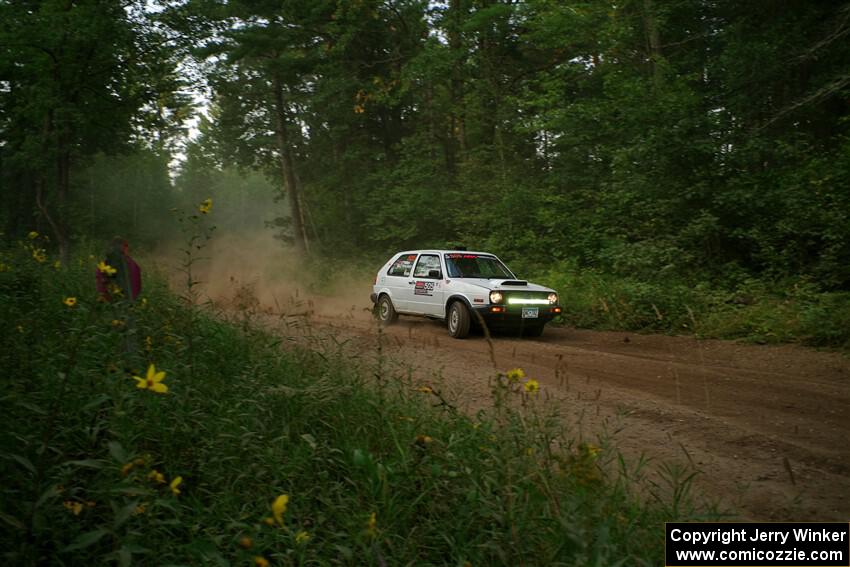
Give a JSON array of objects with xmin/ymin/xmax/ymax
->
[{"xmin": 395, "ymin": 249, "xmax": 497, "ymax": 256}]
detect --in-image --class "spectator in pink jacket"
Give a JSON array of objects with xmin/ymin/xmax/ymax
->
[{"xmin": 96, "ymin": 237, "xmax": 142, "ymax": 302}]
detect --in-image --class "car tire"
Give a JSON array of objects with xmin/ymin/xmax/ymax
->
[
  {"xmin": 523, "ymin": 324, "xmax": 544, "ymax": 338},
  {"xmin": 447, "ymin": 301, "xmax": 471, "ymax": 339},
  {"xmin": 377, "ymin": 295, "xmax": 398, "ymax": 325}
]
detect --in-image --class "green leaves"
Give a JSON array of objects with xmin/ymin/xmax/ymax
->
[{"xmin": 61, "ymin": 528, "xmax": 110, "ymax": 553}]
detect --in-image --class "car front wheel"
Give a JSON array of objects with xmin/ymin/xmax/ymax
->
[
  {"xmin": 447, "ymin": 301, "xmax": 471, "ymax": 339},
  {"xmin": 377, "ymin": 295, "xmax": 398, "ymax": 325}
]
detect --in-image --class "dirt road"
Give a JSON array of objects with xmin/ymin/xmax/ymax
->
[
  {"xmin": 187, "ymin": 233, "xmax": 848, "ymax": 521},
  {"xmin": 271, "ymin": 297, "xmax": 849, "ymax": 522}
]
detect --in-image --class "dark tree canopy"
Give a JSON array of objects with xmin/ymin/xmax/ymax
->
[{"xmin": 2, "ymin": 0, "xmax": 849, "ymax": 289}]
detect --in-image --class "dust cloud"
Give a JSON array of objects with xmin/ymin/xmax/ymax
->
[{"xmin": 148, "ymin": 229, "xmax": 374, "ymax": 321}]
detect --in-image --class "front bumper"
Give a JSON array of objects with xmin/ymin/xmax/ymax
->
[{"xmin": 472, "ymin": 304, "xmax": 561, "ymax": 328}]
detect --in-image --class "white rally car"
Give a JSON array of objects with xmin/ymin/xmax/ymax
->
[{"xmin": 370, "ymin": 249, "xmax": 562, "ymax": 338}]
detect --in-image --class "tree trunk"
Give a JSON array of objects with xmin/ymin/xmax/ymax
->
[
  {"xmin": 643, "ymin": 0, "xmax": 663, "ymax": 87},
  {"xmin": 54, "ymin": 155, "xmax": 71, "ymax": 266},
  {"xmin": 447, "ymin": 0, "xmax": 467, "ymax": 175},
  {"xmin": 38, "ymin": 109, "xmax": 72, "ymax": 266},
  {"xmin": 55, "ymin": 142, "xmax": 72, "ymax": 266},
  {"xmin": 35, "ymin": 176, "xmax": 68, "ymax": 265},
  {"xmin": 272, "ymin": 75, "xmax": 309, "ymax": 254}
]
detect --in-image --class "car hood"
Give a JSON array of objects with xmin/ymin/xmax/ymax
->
[{"xmin": 455, "ymin": 278, "xmax": 554, "ymax": 293}]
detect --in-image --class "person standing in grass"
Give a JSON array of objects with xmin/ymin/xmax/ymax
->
[
  {"xmin": 96, "ymin": 237, "xmax": 143, "ymax": 365},
  {"xmin": 96, "ymin": 237, "xmax": 142, "ymax": 302}
]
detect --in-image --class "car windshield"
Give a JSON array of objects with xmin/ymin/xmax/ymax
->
[{"xmin": 444, "ymin": 254, "xmax": 514, "ymax": 279}]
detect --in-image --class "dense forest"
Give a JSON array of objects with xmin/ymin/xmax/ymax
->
[
  {"xmin": 6, "ymin": 3, "xmax": 850, "ymax": 563},
  {"xmin": 2, "ymin": 0, "xmax": 849, "ymax": 338}
]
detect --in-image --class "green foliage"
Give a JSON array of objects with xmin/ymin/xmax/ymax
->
[
  {"xmin": 362, "ymin": 132, "xmax": 454, "ymax": 249},
  {"xmin": 174, "ymin": 145, "xmax": 280, "ymax": 237},
  {"xmin": 0, "ymin": 0, "xmax": 189, "ymax": 256},
  {"xmin": 536, "ymin": 263, "xmax": 850, "ymax": 348},
  {"xmin": 74, "ymin": 150, "xmax": 178, "ymax": 249}
]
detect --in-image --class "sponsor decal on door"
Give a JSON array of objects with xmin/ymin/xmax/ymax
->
[{"xmin": 414, "ymin": 281, "xmax": 436, "ymax": 296}]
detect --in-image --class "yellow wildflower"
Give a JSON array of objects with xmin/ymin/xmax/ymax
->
[
  {"xmin": 53, "ymin": 260, "xmax": 61, "ymax": 270},
  {"xmin": 272, "ymin": 494, "xmax": 289, "ymax": 525},
  {"xmin": 148, "ymin": 469, "xmax": 165, "ymax": 484},
  {"xmin": 238, "ymin": 536, "xmax": 253, "ymax": 549},
  {"xmin": 295, "ymin": 530, "xmax": 310, "ymax": 544},
  {"xmin": 108, "ymin": 283, "xmax": 124, "ymax": 297},
  {"xmin": 581, "ymin": 443, "xmax": 601, "ymax": 458},
  {"xmin": 525, "ymin": 447, "xmax": 535, "ymax": 456},
  {"xmin": 524, "ymin": 379, "xmax": 540, "ymax": 394},
  {"xmin": 415, "ymin": 434, "xmax": 433, "ymax": 444},
  {"xmin": 111, "ymin": 319, "xmax": 125, "ymax": 328},
  {"xmin": 121, "ymin": 461, "xmax": 135, "ymax": 476},
  {"xmin": 506, "ymin": 368, "xmax": 525, "ymax": 382},
  {"xmin": 366, "ymin": 512, "xmax": 377, "ymax": 538},
  {"xmin": 170, "ymin": 476, "xmax": 183, "ymax": 496},
  {"xmin": 16, "ymin": 325, "xmax": 24, "ymax": 334},
  {"xmin": 27, "ymin": 231, "xmax": 39, "ymax": 239},
  {"xmin": 133, "ymin": 364, "xmax": 168, "ymax": 394},
  {"xmin": 416, "ymin": 386, "xmax": 433, "ymax": 394},
  {"xmin": 97, "ymin": 260, "xmax": 117, "ymax": 276},
  {"xmin": 63, "ymin": 297, "xmax": 77, "ymax": 307},
  {"xmin": 144, "ymin": 336, "xmax": 153, "ymax": 351},
  {"xmin": 262, "ymin": 517, "xmax": 275, "ymax": 526},
  {"xmin": 32, "ymin": 249, "xmax": 47, "ymax": 263},
  {"xmin": 133, "ymin": 504, "xmax": 146, "ymax": 515},
  {"xmin": 63, "ymin": 500, "xmax": 83, "ymax": 515},
  {"xmin": 254, "ymin": 557, "xmax": 270, "ymax": 567},
  {"xmin": 199, "ymin": 198, "xmax": 213, "ymax": 214}
]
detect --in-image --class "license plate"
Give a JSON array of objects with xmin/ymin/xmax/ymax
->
[{"xmin": 521, "ymin": 307, "xmax": 538, "ymax": 319}]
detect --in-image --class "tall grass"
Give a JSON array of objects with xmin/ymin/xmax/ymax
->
[
  {"xmin": 1, "ymin": 231, "xmax": 707, "ymax": 565},
  {"xmin": 537, "ymin": 264, "xmax": 850, "ymax": 348}
]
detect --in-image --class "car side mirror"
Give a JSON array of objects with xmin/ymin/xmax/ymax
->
[{"xmin": 428, "ymin": 269, "xmax": 441, "ymax": 279}]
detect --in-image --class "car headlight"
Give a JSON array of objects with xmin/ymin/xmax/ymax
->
[
  {"xmin": 548, "ymin": 293, "xmax": 558, "ymax": 304},
  {"xmin": 489, "ymin": 291, "xmax": 504, "ymax": 304}
]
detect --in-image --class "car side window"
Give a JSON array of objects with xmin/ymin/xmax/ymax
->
[
  {"xmin": 387, "ymin": 254, "xmax": 417, "ymax": 277},
  {"xmin": 413, "ymin": 254, "xmax": 441, "ymax": 278}
]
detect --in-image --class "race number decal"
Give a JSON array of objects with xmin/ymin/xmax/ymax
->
[{"xmin": 414, "ymin": 281, "xmax": 436, "ymax": 296}]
